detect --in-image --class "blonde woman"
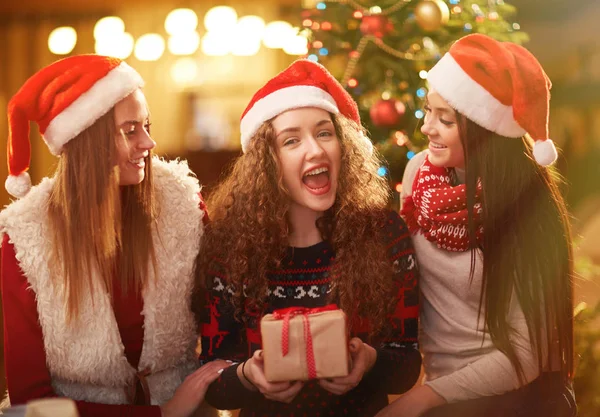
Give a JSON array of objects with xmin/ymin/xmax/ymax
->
[{"xmin": 0, "ymin": 55, "xmax": 228, "ymax": 417}]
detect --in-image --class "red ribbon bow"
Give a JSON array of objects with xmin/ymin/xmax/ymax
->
[{"xmin": 272, "ymin": 304, "xmax": 339, "ymax": 379}]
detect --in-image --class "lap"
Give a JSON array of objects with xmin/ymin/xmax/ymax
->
[{"xmin": 422, "ymin": 373, "xmax": 576, "ymax": 417}]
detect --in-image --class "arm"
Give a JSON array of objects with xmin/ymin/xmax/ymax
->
[
  {"xmin": 1, "ymin": 235, "xmax": 160, "ymax": 417},
  {"xmin": 199, "ymin": 271, "xmax": 262, "ymax": 410},
  {"xmin": 318, "ymin": 211, "xmax": 422, "ymax": 397},
  {"xmin": 400, "ymin": 150, "xmax": 427, "ymax": 205},
  {"xmin": 360, "ymin": 211, "xmax": 422, "ymax": 395},
  {"xmin": 425, "ymin": 299, "xmax": 540, "ymax": 403}
]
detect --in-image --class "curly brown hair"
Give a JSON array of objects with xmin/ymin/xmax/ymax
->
[{"xmin": 194, "ymin": 114, "xmax": 395, "ymax": 335}]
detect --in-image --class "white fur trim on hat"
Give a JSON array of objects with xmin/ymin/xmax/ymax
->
[
  {"xmin": 427, "ymin": 54, "xmax": 526, "ymax": 138},
  {"xmin": 5, "ymin": 172, "xmax": 32, "ymax": 199},
  {"xmin": 240, "ymin": 85, "xmax": 339, "ymax": 153},
  {"xmin": 43, "ymin": 62, "xmax": 144, "ymax": 155},
  {"xmin": 533, "ymin": 139, "xmax": 558, "ymax": 166}
]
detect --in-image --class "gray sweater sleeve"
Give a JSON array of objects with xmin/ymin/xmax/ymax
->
[{"xmin": 424, "ymin": 294, "xmax": 542, "ymax": 402}]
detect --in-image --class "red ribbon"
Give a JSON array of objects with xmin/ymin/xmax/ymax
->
[{"xmin": 272, "ymin": 304, "xmax": 338, "ymax": 380}]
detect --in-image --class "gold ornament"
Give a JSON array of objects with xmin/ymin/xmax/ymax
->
[
  {"xmin": 415, "ymin": 0, "xmax": 450, "ymax": 32},
  {"xmin": 348, "ymin": 20, "xmax": 359, "ymax": 30}
]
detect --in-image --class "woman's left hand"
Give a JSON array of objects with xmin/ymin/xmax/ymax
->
[
  {"xmin": 374, "ymin": 385, "xmax": 447, "ymax": 417},
  {"xmin": 160, "ymin": 360, "xmax": 231, "ymax": 417},
  {"xmin": 318, "ymin": 337, "xmax": 377, "ymax": 395}
]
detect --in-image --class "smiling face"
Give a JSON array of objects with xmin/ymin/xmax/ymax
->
[
  {"xmin": 113, "ymin": 89, "xmax": 156, "ymax": 186},
  {"xmin": 421, "ymin": 91, "xmax": 465, "ymax": 169},
  {"xmin": 272, "ymin": 107, "xmax": 342, "ymax": 220}
]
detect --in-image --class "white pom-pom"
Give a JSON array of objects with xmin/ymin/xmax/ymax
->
[
  {"xmin": 5, "ymin": 172, "xmax": 32, "ymax": 198},
  {"xmin": 533, "ymin": 139, "xmax": 558, "ymax": 166}
]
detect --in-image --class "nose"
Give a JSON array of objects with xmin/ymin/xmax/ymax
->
[
  {"xmin": 305, "ymin": 135, "xmax": 326, "ymax": 160},
  {"xmin": 420, "ymin": 116, "xmax": 435, "ymax": 136},
  {"xmin": 137, "ymin": 129, "xmax": 156, "ymax": 152}
]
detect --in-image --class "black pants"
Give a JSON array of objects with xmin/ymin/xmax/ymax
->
[{"xmin": 422, "ymin": 373, "xmax": 577, "ymax": 417}]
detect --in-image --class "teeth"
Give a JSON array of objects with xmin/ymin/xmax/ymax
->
[
  {"xmin": 430, "ymin": 143, "xmax": 446, "ymax": 149},
  {"xmin": 129, "ymin": 158, "xmax": 143, "ymax": 164},
  {"xmin": 305, "ymin": 167, "xmax": 328, "ymax": 176}
]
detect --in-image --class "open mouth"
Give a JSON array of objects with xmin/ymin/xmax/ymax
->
[
  {"xmin": 429, "ymin": 142, "xmax": 447, "ymax": 150},
  {"xmin": 302, "ymin": 166, "xmax": 331, "ymax": 195},
  {"xmin": 128, "ymin": 157, "xmax": 145, "ymax": 168}
]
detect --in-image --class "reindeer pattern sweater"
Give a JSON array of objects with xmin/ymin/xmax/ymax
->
[{"xmin": 199, "ymin": 210, "xmax": 421, "ymax": 417}]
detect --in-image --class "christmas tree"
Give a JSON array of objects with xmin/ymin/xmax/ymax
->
[{"xmin": 300, "ymin": 0, "xmax": 528, "ymax": 189}]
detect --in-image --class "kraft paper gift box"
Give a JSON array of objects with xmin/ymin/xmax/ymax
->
[{"xmin": 260, "ymin": 304, "xmax": 350, "ymax": 382}]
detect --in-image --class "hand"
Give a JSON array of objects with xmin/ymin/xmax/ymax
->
[
  {"xmin": 374, "ymin": 385, "xmax": 446, "ymax": 417},
  {"xmin": 318, "ymin": 337, "xmax": 376, "ymax": 396},
  {"xmin": 160, "ymin": 360, "xmax": 231, "ymax": 417},
  {"xmin": 238, "ymin": 349, "xmax": 305, "ymax": 403}
]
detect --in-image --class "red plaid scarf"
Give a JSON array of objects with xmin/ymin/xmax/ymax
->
[{"xmin": 401, "ymin": 155, "xmax": 483, "ymax": 252}]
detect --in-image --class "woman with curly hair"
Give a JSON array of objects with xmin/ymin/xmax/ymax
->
[
  {"xmin": 193, "ymin": 59, "xmax": 422, "ymax": 417},
  {"xmin": 378, "ymin": 34, "xmax": 576, "ymax": 417}
]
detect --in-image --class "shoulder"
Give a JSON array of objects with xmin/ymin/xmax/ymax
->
[
  {"xmin": 381, "ymin": 210, "xmax": 411, "ymax": 244},
  {"xmin": 151, "ymin": 157, "xmax": 201, "ymax": 193},
  {"xmin": 151, "ymin": 157, "xmax": 204, "ymax": 218},
  {"xmin": 401, "ymin": 150, "xmax": 428, "ymax": 197},
  {"xmin": 0, "ymin": 177, "xmax": 55, "ymax": 240}
]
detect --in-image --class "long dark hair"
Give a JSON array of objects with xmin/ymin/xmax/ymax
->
[{"xmin": 458, "ymin": 115, "xmax": 574, "ymax": 382}]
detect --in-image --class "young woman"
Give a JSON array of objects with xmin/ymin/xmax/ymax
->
[
  {"xmin": 194, "ymin": 59, "xmax": 421, "ymax": 417},
  {"xmin": 0, "ymin": 55, "xmax": 228, "ymax": 417},
  {"xmin": 377, "ymin": 34, "xmax": 576, "ymax": 417}
]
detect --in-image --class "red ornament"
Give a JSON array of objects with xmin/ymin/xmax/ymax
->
[
  {"xmin": 360, "ymin": 15, "xmax": 393, "ymax": 38},
  {"xmin": 370, "ymin": 99, "xmax": 406, "ymax": 128}
]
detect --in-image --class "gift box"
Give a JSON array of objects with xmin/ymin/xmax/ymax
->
[{"xmin": 260, "ymin": 304, "xmax": 350, "ymax": 382}]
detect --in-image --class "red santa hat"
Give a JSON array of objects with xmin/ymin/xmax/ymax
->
[
  {"xmin": 427, "ymin": 33, "xmax": 557, "ymax": 166},
  {"xmin": 240, "ymin": 59, "xmax": 369, "ymax": 153},
  {"xmin": 5, "ymin": 54, "xmax": 144, "ymax": 198}
]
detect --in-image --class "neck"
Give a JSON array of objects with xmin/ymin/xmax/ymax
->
[
  {"xmin": 453, "ymin": 167, "xmax": 466, "ymax": 184},
  {"xmin": 287, "ymin": 204, "xmax": 324, "ymax": 248}
]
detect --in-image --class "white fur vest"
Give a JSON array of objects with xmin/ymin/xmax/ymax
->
[{"xmin": 0, "ymin": 158, "xmax": 203, "ymax": 405}]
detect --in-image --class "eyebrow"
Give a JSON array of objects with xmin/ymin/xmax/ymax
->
[
  {"xmin": 425, "ymin": 102, "xmax": 454, "ymax": 116},
  {"xmin": 276, "ymin": 119, "xmax": 333, "ymax": 137},
  {"xmin": 118, "ymin": 119, "xmax": 149, "ymax": 128},
  {"xmin": 433, "ymin": 107, "xmax": 454, "ymax": 114}
]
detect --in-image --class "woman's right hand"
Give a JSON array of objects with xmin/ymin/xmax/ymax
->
[
  {"xmin": 239, "ymin": 349, "xmax": 304, "ymax": 404},
  {"xmin": 160, "ymin": 360, "xmax": 231, "ymax": 417}
]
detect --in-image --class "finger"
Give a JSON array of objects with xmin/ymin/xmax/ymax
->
[
  {"xmin": 248, "ymin": 361, "xmax": 293, "ymax": 394},
  {"xmin": 253, "ymin": 349, "xmax": 264, "ymax": 363},
  {"xmin": 318, "ymin": 378, "xmax": 349, "ymax": 395},
  {"xmin": 190, "ymin": 363, "xmax": 231, "ymax": 386},
  {"xmin": 260, "ymin": 380, "xmax": 294, "ymax": 394},
  {"xmin": 191, "ymin": 360, "xmax": 231, "ymax": 380},
  {"xmin": 349, "ymin": 337, "xmax": 363, "ymax": 353},
  {"xmin": 267, "ymin": 381, "xmax": 304, "ymax": 403},
  {"xmin": 327, "ymin": 365, "xmax": 362, "ymax": 386},
  {"xmin": 198, "ymin": 367, "xmax": 227, "ymax": 385}
]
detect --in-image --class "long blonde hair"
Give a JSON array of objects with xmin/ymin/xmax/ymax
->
[{"xmin": 48, "ymin": 108, "xmax": 157, "ymax": 321}]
